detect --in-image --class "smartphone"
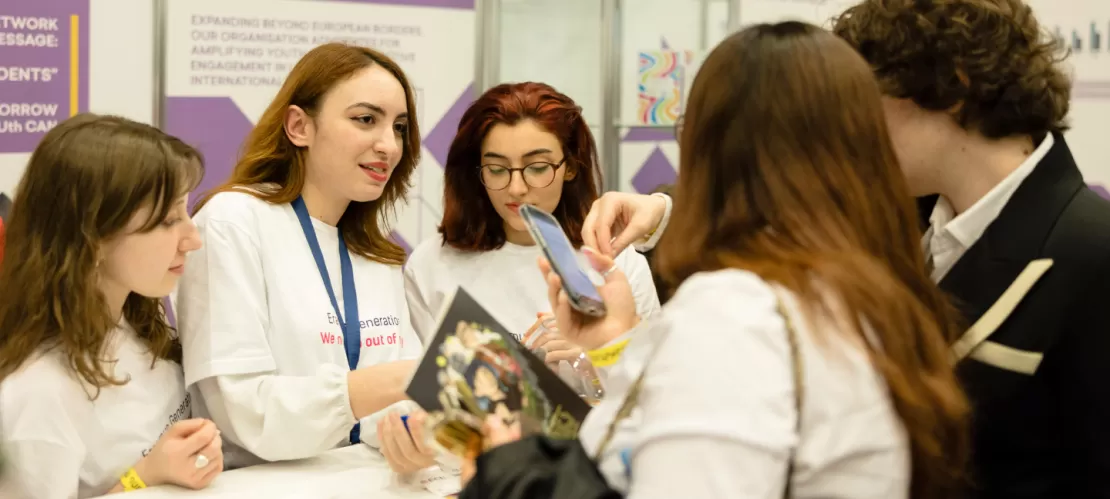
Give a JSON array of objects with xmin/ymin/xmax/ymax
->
[{"xmin": 519, "ymin": 204, "xmax": 606, "ymax": 317}]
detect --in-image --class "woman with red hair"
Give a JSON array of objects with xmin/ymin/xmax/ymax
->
[{"xmin": 387, "ymin": 83, "xmax": 661, "ymax": 473}]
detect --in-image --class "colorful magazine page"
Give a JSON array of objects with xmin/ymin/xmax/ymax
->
[{"xmin": 405, "ymin": 286, "xmax": 592, "ymax": 459}]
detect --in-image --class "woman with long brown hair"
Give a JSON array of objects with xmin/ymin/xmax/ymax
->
[
  {"xmin": 0, "ymin": 114, "xmax": 223, "ymax": 498},
  {"xmin": 460, "ymin": 21, "xmax": 969, "ymax": 499},
  {"xmin": 175, "ymin": 43, "xmax": 426, "ymax": 469}
]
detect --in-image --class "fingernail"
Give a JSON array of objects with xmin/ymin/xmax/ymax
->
[{"xmin": 581, "ymin": 246, "xmax": 598, "ymax": 256}]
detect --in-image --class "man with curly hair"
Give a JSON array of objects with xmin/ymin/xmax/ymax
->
[{"xmin": 834, "ymin": 1, "xmax": 1110, "ymax": 498}]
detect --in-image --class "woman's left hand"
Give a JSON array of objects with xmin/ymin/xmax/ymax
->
[
  {"xmin": 525, "ymin": 314, "xmax": 585, "ymax": 370},
  {"xmin": 460, "ymin": 416, "xmax": 523, "ymax": 488}
]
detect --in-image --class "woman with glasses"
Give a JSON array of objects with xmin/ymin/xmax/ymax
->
[
  {"xmin": 405, "ymin": 82, "xmax": 660, "ymax": 342},
  {"xmin": 388, "ymin": 82, "xmax": 661, "ymax": 473}
]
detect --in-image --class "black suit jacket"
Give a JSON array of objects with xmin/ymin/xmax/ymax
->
[{"xmin": 920, "ymin": 134, "xmax": 1110, "ymax": 499}]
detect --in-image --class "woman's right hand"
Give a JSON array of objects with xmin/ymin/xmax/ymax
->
[
  {"xmin": 538, "ymin": 247, "xmax": 639, "ymax": 351},
  {"xmin": 378, "ymin": 410, "xmax": 436, "ymax": 474},
  {"xmin": 581, "ymin": 192, "xmax": 668, "ymax": 256},
  {"xmin": 135, "ymin": 418, "xmax": 223, "ymax": 490}
]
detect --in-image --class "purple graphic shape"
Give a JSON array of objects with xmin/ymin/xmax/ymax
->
[
  {"xmin": 622, "ymin": 127, "xmax": 674, "ymax": 142},
  {"xmin": 163, "ymin": 297, "xmax": 176, "ymax": 328},
  {"xmin": 390, "ymin": 230, "xmax": 412, "ymax": 255},
  {"xmin": 165, "ymin": 97, "xmax": 253, "ymax": 212},
  {"xmin": 1090, "ymin": 184, "xmax": 1110, "ymax": 200},
  {"xmin": 0, "ymin": 0, "xmax": 90, "ymax": 153},
  {"xmin": 330, "ymin": 0, "xmax": 474, "ymax": 8},
  {"xmin": 423, "ymin": 83, "xmax": 475, "ymax": 168},
  {"xmin": 630, "ymin": 147, "xmax": 676, "ymax": 194}
]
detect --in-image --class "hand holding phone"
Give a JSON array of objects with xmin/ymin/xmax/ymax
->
[
  {"xmin": 536, "ymin": 245, "xmax": 642, "ymax": 352},
  {"xmin": 520, "ymin": 204, "xmax": 607, "ymax": 317}
]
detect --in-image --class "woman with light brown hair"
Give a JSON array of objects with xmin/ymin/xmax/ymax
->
[
  {"xmin": 461, "ymin": 21, "xmax": 969, "ymax": 499},
  {"xmin": 175, "ymin": 43, "xmax": 426, "ymax": 469},
  {"xmin": 0, "ymin": 114, "xmax": 222, "ymax": 498}
]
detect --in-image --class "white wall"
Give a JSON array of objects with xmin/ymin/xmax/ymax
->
[{"xmin": 498, "ymin": 0, "xmax": 730, "ymax": 194}]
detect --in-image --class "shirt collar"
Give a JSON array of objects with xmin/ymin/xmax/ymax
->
[{"xmin": 928, "ymin": 133, "xmax": 1054, "ymax": 249}]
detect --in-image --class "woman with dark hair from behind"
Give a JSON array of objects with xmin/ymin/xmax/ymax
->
[
  {"xmin": 0, "ymin": 114, "xmax": 223, "ymax": 498},
  {"xmin": 460, "ymin": 21, "xmax": 969, "ymax": 499}
]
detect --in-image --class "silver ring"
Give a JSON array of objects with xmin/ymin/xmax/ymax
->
[
  {"xmin": 194, "ymin": 454, "xmax": 209, "ymax": 469},
  {"xmin": 600, "ymin": 265, "xmax": 618, "ymax": 278}
]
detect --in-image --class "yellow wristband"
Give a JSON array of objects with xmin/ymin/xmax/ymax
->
[
  {"xmin": 120, "ymin": 467, "xmax": 147, "ymax": 491},
  {"xmin": 586, "ymin": 339, "xmax": 630, "ymax": 368}
]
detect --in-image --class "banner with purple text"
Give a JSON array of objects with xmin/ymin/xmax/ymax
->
[
  {"xmin": 0, "ymin": 0, "xmax": 90, "ymax": 199},
  {"xmin": 164, "ymin": 0, "xmax": 475, "ymax": 254}
]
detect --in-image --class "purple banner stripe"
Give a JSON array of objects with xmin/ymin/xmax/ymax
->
[
  {"xmin": 390, "ymin": 230, "xmax": 413, "ymax": 255},
  {"xmin": 622, "ymin": 127, "xmax": 675, "ymax": 142},
  {"xmin": 423, "ymin": 82, "xmax": 475, "ymax": 168}
]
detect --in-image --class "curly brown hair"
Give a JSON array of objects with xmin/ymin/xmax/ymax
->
[
  {"xmin": 0, "ymin": 114, "xmax": 202, "ymax": 398},
  {"xmin": 832, "ymin": 0, "xmax": 1071, "ymax": 139}
]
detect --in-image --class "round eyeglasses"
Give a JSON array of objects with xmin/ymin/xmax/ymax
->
[{"xmin": 479, "ymin": 158, "xmax": 567, "ymax": 191}]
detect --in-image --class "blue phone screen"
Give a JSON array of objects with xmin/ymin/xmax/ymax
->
[{"xmin": 530, "ymin": 212, "xmax": 603, "ymax": 302}]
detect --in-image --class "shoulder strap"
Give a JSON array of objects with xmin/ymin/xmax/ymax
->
[
  {"xmin": 592, "ymin": 329, "xmax": 661, "ymax": 460},
  {"xmin": 592, "ymin": 290, "xmax": 805, "ymax": 479},
  {"xmin": 775, "ymin": 290, "xmax": 804, "ymax": 499}
]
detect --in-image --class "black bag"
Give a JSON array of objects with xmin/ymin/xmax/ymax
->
[{"xmin": 460, "ymin": 436, "xmax": 621, "ymax": 499}]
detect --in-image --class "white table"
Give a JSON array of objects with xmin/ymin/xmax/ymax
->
[{"xmin": 96, "ymin": 446, "xmax": 445, "ymax": 499}]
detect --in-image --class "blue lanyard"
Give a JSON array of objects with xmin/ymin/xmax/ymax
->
[{"xmin": 291, "ymin": 196, "xmax": 361, "ymax": 443}]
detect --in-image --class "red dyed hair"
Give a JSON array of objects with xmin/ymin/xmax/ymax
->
[{"xmin": 439, "ymin": 82, "xmax": 601, "ymax": 251}]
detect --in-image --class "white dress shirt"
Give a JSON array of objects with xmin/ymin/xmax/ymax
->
[{"xmin": 922, "ymin": 134, "xmax": 1053, "ymax": 281}]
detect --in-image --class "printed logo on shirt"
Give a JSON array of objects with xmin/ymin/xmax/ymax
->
[
  {"xmin": 326, "ymin": 312, "xmax": 401, "ymax": 329},
  {"xmin": 142, "ymin": 392, "xmax": 192, "ymax": 456},
  {"xmin": 319, "ymin": 312, "xmax": 404, "ymax": 349}
]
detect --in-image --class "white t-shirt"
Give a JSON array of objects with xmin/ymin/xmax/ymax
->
[
  {"xmin": 577, "ymin": 269, "xmax": 910, "ymax": 499},
  {"xmin": 403, "ymin": 238, "xmax": 661, "ymax": 342},
  {"xmin": 176, "ymin": 190, "xmax": 422, "ymax": 467},
  {"xmin": 0, "ymin": 323, "xmax": 191, "ymax": 499}
]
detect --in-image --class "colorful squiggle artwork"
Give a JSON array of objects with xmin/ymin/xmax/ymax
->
[{"xmin": 637, "ymin": 50, "xmax": 693, "ymax": 125}]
